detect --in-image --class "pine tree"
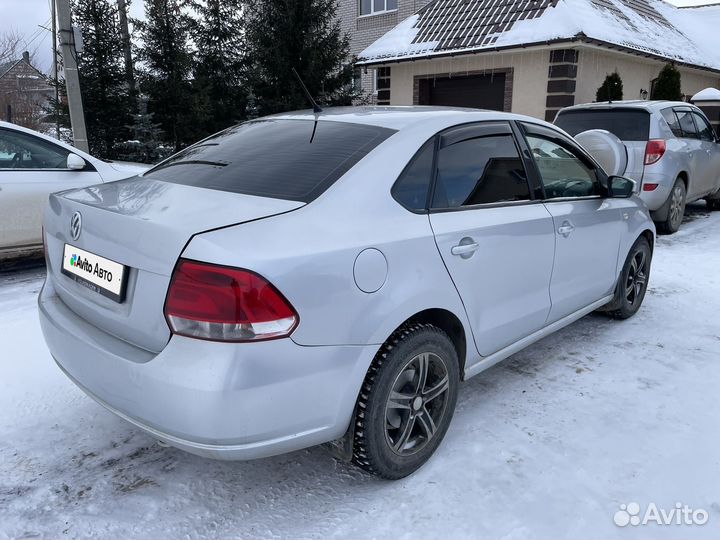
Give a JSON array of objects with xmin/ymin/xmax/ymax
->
[
  {"xmin": 72, "ymin": 0, "xmax": 132, "ymax": 158},
  {"xmin": 113, "ymin": 94, "xmax": 173, "ymax": 163},
  {"xmin": 651, "ymin": 64, "xmax": 682, "ymax": 101},
  {"xmin": 243, "ymin": 0, "xmax": 358, "ymax": 116},
  {"xmin": 596, "ymin": 71, "xmax": 623, "ymax": 102},
  {"xmin": 190, "ymin": 0, "xmax": 246, "ymax": 136},
  {"xmin": 135, "ymin": 0, "xmax": 197, "ymax": 150}
]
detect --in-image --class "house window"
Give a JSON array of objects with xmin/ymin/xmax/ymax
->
[
  {"xmin": 374, "ymin": 67, "xmax": 391, "ymax": 104},
  {"xmin": 360, "ymin": 0, "xmax": 397, "ymax": 16}
]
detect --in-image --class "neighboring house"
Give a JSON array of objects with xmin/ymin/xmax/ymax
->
[
  {"xmin": 0, "ymin": 52, "xmax": 55, "ymax": 130},
  {"xmin": 343, "ymin": 0, "xmax": 720, "ymax": 120}
]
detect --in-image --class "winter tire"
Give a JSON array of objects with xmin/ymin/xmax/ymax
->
[
  {"xmin": 658, "ymin": 178, "xmax": 686, "ymax": 234},
  {"xmin": 606, "ymin": 236, "xmax": 652, "ymax": 319},
  {"xmin": 352, "ymin": 323, "xmax": 460, "ymax": 479}
]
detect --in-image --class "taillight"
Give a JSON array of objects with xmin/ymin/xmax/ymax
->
[
  {"xmin": 164, "ymin": 259, "xmax": 298, "ymax": 342},
  {"xmin": 643, "ymin": 183, "xmax": 659, "ymax": 191},
  {"xmin": 644, "ymin": 139, "xmax": 666, "ymax": 165}
]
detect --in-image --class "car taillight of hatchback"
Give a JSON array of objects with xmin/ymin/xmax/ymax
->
[{"xmin": 644, "ymin": 139, "xmax": 666, "ymax": 165}]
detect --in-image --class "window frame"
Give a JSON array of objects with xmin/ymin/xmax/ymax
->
[
  {"xmin": 673, "ymin": 107, "xmax": 700, "ymax": 140},
  {"xmin": 428, "ymin": 121, "xmax": 537, "ymax": 213},
  {"xmin": 0, "ymin": 128, "xmax": 94, "ymax": 172},
  {"xmin": 359, "ymin": 0, "xmax": 398, "ymax": 17},
  {"xmin": 517, "ymin": 121, "xmax": 608, "ymax": 202},
  {"xmin": 690, "ymin": 109, "xmax": 716, "ymax": 142}
]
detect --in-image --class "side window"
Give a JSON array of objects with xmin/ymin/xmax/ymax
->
[
  {"xmin": 431, "ymin": 134, "xmax": 530, "ymax": 209},
  {"xmin": 692, "ymin": 111, "xmax": 715, "ymax": 142},
  {"xmin": 391, "ymin": 139, "xmax": 434, "ymax": 211},
  {"xmin": 675, "ymin": 110, "xmax": 698, "ymax": 139},
  {"xmin": 0, "ymin": 129, "xmax": 71, "ymax": 170},
  {"xmin": 525, "ymin": 135, "xmax": 599, "ymax": 198},
  {"xmin": 661, "ymin": 108, "xmax": 683, "ymax": 137}
]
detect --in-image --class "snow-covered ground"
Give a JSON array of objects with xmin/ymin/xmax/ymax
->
[{"xmin": 2, "ymin": 204, "xmax": 719, "ymax": 539}]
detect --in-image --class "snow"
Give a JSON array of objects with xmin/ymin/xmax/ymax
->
[
  {"xmin": 359, "ymin": 15, "xmax": 439, "ymax": 61},
  {"xmin": 691, "ymin": 87, "xmax": 720, "ymax": 101},
  {"xmin": 2, "ymin": 205, "xmax": 720, "ymax": 538},
  {"xmin": 359, "ymin": 0, "xmax": 720, "ymax": 70}
]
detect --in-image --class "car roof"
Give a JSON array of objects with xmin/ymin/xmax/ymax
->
[
  {"xmin": 559, "ymin": 100, "xmax": 698, "ymax": 113},
  {"xmin": 265, "ymin": 106, "xmax": 557, "ymax": 132}
]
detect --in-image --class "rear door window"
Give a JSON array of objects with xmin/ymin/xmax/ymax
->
[
  {"xmin": 144, "ymin": 119, "xmax": 396, "ymax": 202},
  {"xmin": 554, "ymin": 109, "xmax": 650, "ymax": 141},
  {"xmin": 675, "ymin": 109, "xmax": 698, "ymax": 139},
  {"xmin": 432, "ymin": 134, "xmax": 530, "ymax": 209},
  {"xmin": 661, "ymin": 108, "xmax": 683, "ymax": 137}
]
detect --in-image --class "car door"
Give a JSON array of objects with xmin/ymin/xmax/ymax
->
[
  {"xmin": 519, "ymin": 122, "xmax": 623, "ymax": 323},
  {"xmin": 0, "ymin": 128, "xmax": 102, "ymax": 250},
  {"xmin": 674, "ymin": 108, "xmax": 708, "ymax": 199},
  {"xmin": 428, "ymin": 122, "xmax": 556, "ymax": 357},
  {"xmin": 691, "ymin": 110, "xmax": 720, "ymax": 195}
]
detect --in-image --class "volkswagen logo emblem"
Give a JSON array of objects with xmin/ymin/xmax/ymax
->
[{"xmin": 70, "ymin": 211, "xmax": 82, "ymax": 241}]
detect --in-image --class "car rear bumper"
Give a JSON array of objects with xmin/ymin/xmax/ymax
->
[
  {"xmin": 39, "ymin": 277, "xmax": 376, "ymax": 460},
  {"xmin": 639, "ymin": 170, "xmax": 673, "ymax": 211}
]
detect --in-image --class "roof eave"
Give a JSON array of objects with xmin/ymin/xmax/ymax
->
[{"xmin": 357, "ymin": 35, "xmax": 720, "ymax": 75}]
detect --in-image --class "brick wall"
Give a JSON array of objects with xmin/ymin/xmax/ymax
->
[{"xmin": 337, "ymin": 0, "xmax": 434, "ymax": 100}]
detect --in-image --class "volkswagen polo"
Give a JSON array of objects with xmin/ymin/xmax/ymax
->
[{"xmin": 39, "ymin": 107, "xmax": 655, "ymax": 478}]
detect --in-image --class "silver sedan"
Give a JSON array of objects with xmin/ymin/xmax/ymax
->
[{"xmin": 39, "ymin": 107, "xmax": 655, "ymax": 478}]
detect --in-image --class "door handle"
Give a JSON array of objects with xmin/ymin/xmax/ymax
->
[
  {"xmin": 451, "ymin": 239, "xmax": 479, "ymax": 258},
  {"xmin": 558, "ymin": 221, "xmax": 575, "ymax": 237}
]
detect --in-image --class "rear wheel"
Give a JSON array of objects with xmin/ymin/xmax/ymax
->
[
  {"xmin": 352, "ymin": 323, "xmax": 459, "ymax": 479},
  {"xmin": 606, "ymin": 236, "xmax": 652, "ymax": 319},
  {"xmin": 658, "ymin": 179, "xmax": 686, "ymax": 234}
]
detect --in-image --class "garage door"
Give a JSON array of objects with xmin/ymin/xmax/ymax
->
[{"xmin": 418, "ymin": 73, "xmax": 506, "ymax": 110}]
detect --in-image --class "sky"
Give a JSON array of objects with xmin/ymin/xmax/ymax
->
[
  {"xmin": 2, "ymin": 0, "xmax": 718, "ymax": 74},
  {"xmin": 2, "ymin": 0, "xmax": 144, "ymax": 73}
]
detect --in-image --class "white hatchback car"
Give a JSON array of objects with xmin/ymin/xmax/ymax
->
[{"xmin": 0, "ymin": 121, "xmax": 148, "ymax": 262}]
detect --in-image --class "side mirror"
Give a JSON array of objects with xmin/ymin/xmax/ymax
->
[
  {"xmin": 67, "ymin": 153, "xmax": 86, "ymax": 171},
  {"xmin": 608, "ymin": 175, "xmax": 637, "ymax": 198}
]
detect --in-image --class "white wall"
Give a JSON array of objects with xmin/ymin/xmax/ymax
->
[{"xmin": 575, "ymin": 46, "xmax": 720, "ymax": 104}]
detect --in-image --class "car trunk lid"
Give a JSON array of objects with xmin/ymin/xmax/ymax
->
[{"xmin": 43, "ymin": 176, "xmax": 303, "ymax": 353}]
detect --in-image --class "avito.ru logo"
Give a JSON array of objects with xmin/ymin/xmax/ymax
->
[{"xmin": 614, "ymin": 502, "xmax": 709, "ymax": 527}]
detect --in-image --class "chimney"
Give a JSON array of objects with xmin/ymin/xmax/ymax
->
[{"xmin": 22, "ymin": 51, "xmax": 30, "ymax": 64}]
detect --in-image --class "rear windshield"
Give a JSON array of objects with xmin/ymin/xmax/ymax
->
[
  {"xmin": 144, "ymin": 119, "xmax": 396, "ymax": 202},
  {"xmin": 554, "ymin": 109, "xmax": 650, "ymax": 141}
]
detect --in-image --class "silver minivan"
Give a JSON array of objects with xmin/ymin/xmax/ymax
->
[{"xmin": 555, "ymin": 101, "xmax": 720, "ymax": 233}]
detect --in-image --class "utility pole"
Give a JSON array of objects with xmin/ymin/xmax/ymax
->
[
  {"xmin": 117, "ymin": 0, "xmax": 136, "ymax": 100},
  {"xmin": 51, "ymin": 0, "xmax": 60, "ymax": 140},
  {"xmin": 55, "ymin": 0, "xmax": 89, "ymax": 152}
]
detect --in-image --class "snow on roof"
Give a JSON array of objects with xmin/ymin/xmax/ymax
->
[
  {"xmin": 691, "ymin": 87, "xmax": 720, "ymax": 101},
  {"xmin": 358, "ymin": 0, "xmax": 720, "ymax": 71}
]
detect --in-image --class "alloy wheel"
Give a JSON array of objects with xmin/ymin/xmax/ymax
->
[
  {"xmin": 384, "ymin": 352, "xmax": 450, "ymax": 456},
  {"xmin": 668, "ymin": 184, "xmax": 685, "ymax": 229},
  {"xmin": 625, "ymin": 248, "xmax": 648, "ymax": 306}
]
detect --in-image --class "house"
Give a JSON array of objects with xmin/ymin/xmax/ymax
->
[
  {"xmin": 0, "ymin": 51, "xmax": 55, "ymax": 130},
  {"xmin": 341, "ymin": 0, "xmax": 720, "ymax": 120}
]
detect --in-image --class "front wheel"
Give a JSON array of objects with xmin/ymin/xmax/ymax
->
[
  {"xmin": 352, "ymin": 323, "xmax": 460, "ymax": 479},
  {"xmin": 606, "ymin": 236, "xmax": 652, "ymax": 319}
]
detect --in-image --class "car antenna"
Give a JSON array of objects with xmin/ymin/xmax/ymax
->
[{"xmin": 292, "ymin": 67, "xmax": 323, "ymax": 114}]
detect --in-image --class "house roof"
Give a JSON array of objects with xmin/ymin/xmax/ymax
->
[
  {"xmin": 0, "ymin": 60, "xmax": 20, "ymax": 79},
  {"xmin": 358, "ymin": 0, "xmax": 720, "ymax": 72}
]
